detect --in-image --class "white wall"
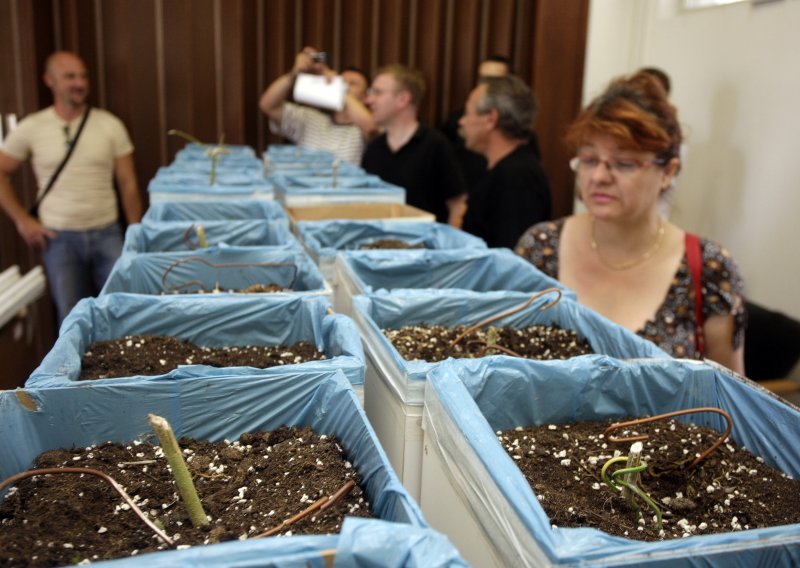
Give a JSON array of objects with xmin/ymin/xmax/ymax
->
[{"xmin": 582, "ymin": 0, "xmax": 800, "ymax": 320}]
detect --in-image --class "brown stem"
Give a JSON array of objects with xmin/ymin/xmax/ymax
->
[
  {"xmin": 449, "ymin": 287, "xmax": 563, "ymax": 350},
  {"xmin": 604, "ymin": 407, "xmax": 733, "ymax": 469},
  {"xmin": 254, "ymin": 479, "xmax": 356, "ymax": 538},
  {"xmin": 0, "ymin": 467, "xmax": 174, "ymax": 547}
]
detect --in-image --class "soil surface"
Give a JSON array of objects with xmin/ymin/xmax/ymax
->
[
  {"xmin": 80, "ymin": 335, "xmax": 325, "ymax": 380},
  {"xmin": 163, "ymin": 283, "xmax": 287, "ymax": 294},
  {"xmin": 383, "ymin": 323, "xmax": 593, "ymax": 362},
  {"xmin": 359, "ymin": 239, "xmax": 426, "ymax": 250},
  {"xmin": 499, "ymin": 419, "xmax": 800, "ymax": 541},
  {"xmin": 0, "ymin": 426, "xmax": 372, "ymax": 567}
]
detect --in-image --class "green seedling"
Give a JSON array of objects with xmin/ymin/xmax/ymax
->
[
  {"xmin": 147, "ymin": 413, "xmax": 209, "ymax": 527},
  {"xmin": 601, "ymin": 441, "xmax": 663, "ymax": 530}
]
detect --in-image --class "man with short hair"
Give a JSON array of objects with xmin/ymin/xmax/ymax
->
[
  {"xmin": 362, "ymin": 64, "xmax": 467, "ymax": 225},
  {"xmin": 259, "ymin": 46, "xmax": 376, "ymax": 164},
  {"xmin": 460, "ymin": 75, "xmax": 551, "ymax": 248},
  {"xmin": 0, "ymin": 51, "xmax": 141, "ymax": 324},
  {"xmin": 441, "ymin": 54, "xmax": 541, "ymax": 192}
]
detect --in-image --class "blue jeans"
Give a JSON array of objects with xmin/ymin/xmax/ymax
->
[{"xmin": 42, "ymin": 222, "xmax": 123, "ymax": 325}]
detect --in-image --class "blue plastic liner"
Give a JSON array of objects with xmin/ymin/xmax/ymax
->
[
  {"xmin": 1, "ymin": 370, "xmax": 467, "ymax": 566},
  {"xmin": 264, "ymin": 144, "xmax": 337, "ymax": 163},
  {"xmin": 148, "ymin": 170, "xmax": 273, "ymax": 202},
  {"xmin": 26, "ymin": 293, "xmax": 364, "ymax": 389},
  {"xmin": 142, "ymin": 200, "xmax": 288, "ymax": 225},
  {"xmin": 338, "ymin": 248, "xmax": 571, "ymax": 297},
  {"xmin": 425, "ymin": 356, "xmax": 800, "ymax": 566},
  {"xmin": 273, "ymin": 175, "xmax": 406, "ymax": 207},
  {"xmin": 175, "ymin": 142, "xmax": 257, "ymax": 159},
  {"xmin": 100, "ymin": 517, "xmax": 467, "ymax": 567},
  {"xmin": 123, "ymin": 220, "xmax": 300, "ymax": 253},
  {"xmin": 352, "ymin": 290, "xmax": 668, "ymax": 405},
  {"xmin": 297, "ymin": 220, "xmax": 487, "ymax": 265},
  {"xmin": 101, "ymin": 247, "xmax": 328, "ymax": 296}
]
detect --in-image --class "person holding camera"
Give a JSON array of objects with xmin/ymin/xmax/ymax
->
[
  {"xmin": 0, "ymin": 51, "xmax": 141, "ymax": 325},
  {"xmin": 259, "ymin": 46, "xmax": 376, "ymax": 164}
]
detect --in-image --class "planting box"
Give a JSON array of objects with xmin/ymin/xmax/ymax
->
[
  {"xmin": 101, "ymin": 247, "xmax": 331, "ymax": 299},
  {"xmin": 295, "ymin": 220, "xmax": 487, "ymax": 283},
  {"xmin": 175, "ymin": 142, "xmax": 257, "ymax": 160},
  {"xmin": 271, "ymin": 174, "xmax": 405, "ymax": 207},
  {"xmin": 334, "ymin": 248, "xmax": 571, "ymax": 316},
  {"xmin": 285, "ymin": 203, "xmax": 435, "ymax": 232},
  {"xmin": 351, "ymin": 290, "xmax": 667, "ymax": 501},
  {"xmin": 122, "ymin": 220, "xmax": 300, "ymax": 253},
  {"xmin": 26, "ymin": 293, "xmax": 365, "ymax": 400},
  {"xmin": 421, "ymin": 356, "xmax": 800, "ymax": 567},
  {"xmin": 0, "ymin": 370, "xmax": 464, "ymax": 566},
  {"xmin": 148, "ymin": 169, "xmax": 273, "ymax": 203},
  {"xmin": 142, "ymin": 200, "xmax": 288, "ymax": 225}
]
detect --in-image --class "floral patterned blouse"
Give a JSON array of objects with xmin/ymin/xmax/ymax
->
[{"xmin": 515, "ymin": 218, "xmax": 747, "ymax": 359}]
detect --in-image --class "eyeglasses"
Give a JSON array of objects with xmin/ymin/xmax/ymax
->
[{"xmin": 569, "ymin": 154, "xmax": 666, "ymax": 175}]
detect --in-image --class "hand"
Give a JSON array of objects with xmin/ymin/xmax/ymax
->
[
  {"xmin": 16, "ymin": 214, "xmax": 56, "ymax": 251},
  {"xmin": 292, "ymin": 46, "xmax": 328, "ymax": 77}
]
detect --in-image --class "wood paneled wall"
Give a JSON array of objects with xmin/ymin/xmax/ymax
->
[{"xmin": 0, "ymin": 0, "xmax": 588, "ymax": 379}]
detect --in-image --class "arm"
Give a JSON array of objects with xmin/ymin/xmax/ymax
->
[
  {"xmin": 0, "ymin": 151, "xmax": 56, "ymax": 249},
  {"xmin": 445, "ymin": 193, "xmax": 467, "ymax": 228},
  {"xmin": 258, "ymin": 47, "xmax": 320, "ymax": 123},
  {"xmin": 114, "ymin": 153, "xmax": 142, "ymax": 224},
  {"xmin": 704, "ymin": 313, "xmax": 745, "ymax": 375},
  {"xmin": 342, "ymin": 93, "xmax": 378, "ymax": 140}
]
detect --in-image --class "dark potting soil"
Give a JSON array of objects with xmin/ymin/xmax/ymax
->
[
  {"xmin": 359, "ymin": 239, "xmax": 426, "ymax": 250},
  {"xmin": 0, "ymin": 426, "xmax": 372, "ymax": 567},
  {"xmin": 499, "ymin": 419, "xmax": 800, "ymax": 541},
  {"xmin": 79, "ymin": 335, "xmax": 325, "ymax": 380},
  {"xmin": 163, "ymin": 283, "xmax": 287, "ymax": 294},
  {"xmin": 383, "ymin": 323, "xmax": 593, "ymax": 362}
]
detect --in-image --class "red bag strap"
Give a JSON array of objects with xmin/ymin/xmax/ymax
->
[{"xmin": 685, "ymin": 232, "xmax": 705, "ymax": 356}]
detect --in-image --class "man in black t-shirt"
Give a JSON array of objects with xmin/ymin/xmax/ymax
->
[
  {"xmin": 460, "ymin": 75, "xmax": 551, "ymax": 248},
  {"xmin": 441, "ymin": 55, "xmax": 541, "ymax": 193},
  {"xmin": 361, "ymin": 64, "xmax": 467, "ymax": 225}
]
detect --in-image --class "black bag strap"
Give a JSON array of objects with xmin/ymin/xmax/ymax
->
[{"xmin": 31, "ymin": 105, "xmax": 91, "ymax": 212}]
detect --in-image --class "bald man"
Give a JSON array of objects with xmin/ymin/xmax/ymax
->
[{"xmin": 0, "ymin": 51, "xmax": 141, "ymax": 324}]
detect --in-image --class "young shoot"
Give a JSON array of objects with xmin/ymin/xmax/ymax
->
[
  {"xmin": 147, "ymin": 413, "xmax": 209, "ymax": 527},
  {"xmin": 601, "ymin": 442, "xmax": 662, "ymax": 530},
  {"xmin": 195, "ymin": 225, "xmax": 208, "ymax": 249}
]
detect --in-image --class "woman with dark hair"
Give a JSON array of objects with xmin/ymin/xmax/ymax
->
[{"xmin": 516, "ymin": 71, "xmax": 746, "ymax": 373}]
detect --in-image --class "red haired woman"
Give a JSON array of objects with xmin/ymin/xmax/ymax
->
[{"xmin": 516, "ymin": 71, "xmax": 746, "ymax": 374}]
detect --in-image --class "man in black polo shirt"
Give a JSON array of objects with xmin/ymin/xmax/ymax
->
[
  {"xmin": 362, "ymin": 64, "xmax": 467, "ymax": 225},
  {"xmin": 460, "ymin": 75, "xmax": 551, "ymax": 248}
]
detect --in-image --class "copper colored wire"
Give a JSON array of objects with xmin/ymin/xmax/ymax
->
[
  {"xmin": 448, "ymin": 287, "xmax": 563, "ymax": 350},
  {"xmin": 0, "ymin": 467, "xmax": 175, "ymax": 547},
  {"xmin": 604, "ymin": 407, "xmax": 733, "ymax": 468},
  {"xmin": 254, "ymin": 479, "xmax": 356, "ymax": 538}
]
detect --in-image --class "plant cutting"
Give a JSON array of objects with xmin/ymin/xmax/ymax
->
[
  {"xmin": 167, "ymin": 129, "xmax": 230, "ymax": 185},
  {"xmin": 147, "ymin": 414, "xmax": 209, "ymax": 527},
  {"xmin": 0, "ymin": 425, "xmax": 374, "ymax": 565},
  {"xmin": 496, "ymin": 405, "xmax": 800, "ymax": 541}
]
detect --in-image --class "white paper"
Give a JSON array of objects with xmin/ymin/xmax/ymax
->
[{"xmin": 293, "ymin": 73, "xmax": 346, "ymax": 111}]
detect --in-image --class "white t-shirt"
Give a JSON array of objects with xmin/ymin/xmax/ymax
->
[
  {"xmin": 2, "ymin": 106, "xmax": 134, "ymax": 230},
  {"xmin": 269, "ymin": 102, "xmax": 365, "ymax": 165}
]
